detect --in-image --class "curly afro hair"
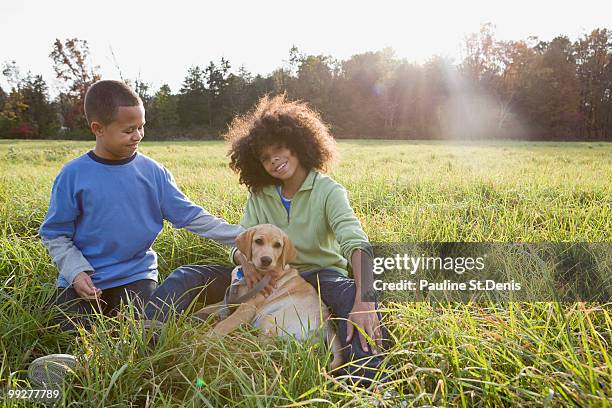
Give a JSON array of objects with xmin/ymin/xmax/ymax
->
[{"xmin": 224, "ymin": 94, "xmax": 337, "ymax": 192}]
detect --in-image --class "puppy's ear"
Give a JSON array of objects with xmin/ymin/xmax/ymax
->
[
  {"xmin": 281, "ymin": 234, "xmax": 298, "ymax": 267},
  {"xmin": 235, "ymin": 228, "xmax": 255, "ymax": 261}
]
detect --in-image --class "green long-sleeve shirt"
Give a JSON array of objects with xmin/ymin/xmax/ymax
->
[{"xmin": 230, "ymin": 169, "xmax": 373, "ymax": 277}]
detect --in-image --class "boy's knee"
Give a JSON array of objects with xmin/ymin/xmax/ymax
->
[
  {"xmin": 54, "ymin": 289, "xmax": 102, "ymax": 313},
  {"xmin": 133, "ymin": 279, "xmax": 158, "ymax": 299},
  {"xmin": 170, "ymin": 265, "xmax": 226, "ymax": 285},
  {"xmin": 160, "ymin": 267, "xmax": 202, "ymax": 293},
  {"xmin": 51, "ymin": 291, "xmax": 101, "ymax": 332}
]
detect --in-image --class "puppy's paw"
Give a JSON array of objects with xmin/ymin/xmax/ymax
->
[
  {"xmin": 213, "ymin": 320, "xmax": 235, "ymax": 336},
  {"xmin": 330, "ymin": 355, "xmax": 344, "ymax": 371}
]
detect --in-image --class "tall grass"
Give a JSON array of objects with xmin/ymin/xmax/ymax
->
[{"xmin": 0, "ymin": 140, "xmax": 610, "ymax": 407}]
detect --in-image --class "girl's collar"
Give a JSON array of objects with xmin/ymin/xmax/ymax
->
[{"xmin": 263, "ymin": 169, "xmax": 318, "ymax": 197}]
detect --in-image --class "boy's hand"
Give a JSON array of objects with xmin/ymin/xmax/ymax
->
[{"xmin": 73, "ymin": 271, "xmax": 102, "ymax": 299}]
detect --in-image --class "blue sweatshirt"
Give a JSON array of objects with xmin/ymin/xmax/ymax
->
[{"xmin": 39, "ymin": 151, "xmax": 243, "ymax": 290}]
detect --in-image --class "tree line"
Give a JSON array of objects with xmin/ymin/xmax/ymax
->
[{"xmin": 1, "ymin": 25, "xmax": 610, "ymax": 140}]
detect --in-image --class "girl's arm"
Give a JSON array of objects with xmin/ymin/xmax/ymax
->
[
  {"xmin": 324, "ymin": 185, "xmax": 374, "ymax": 267},
  {"xmin": 347, "ymin": 249, "xmax": 383, "ymax": 351},
  {"xmin": 326, "ymin": 184, "xmax": 382, "ymax": 350}
]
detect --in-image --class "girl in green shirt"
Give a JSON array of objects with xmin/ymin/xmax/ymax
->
[{"xmin": 225, "ymin": 94, "xmax": 387, "ymax": 384}]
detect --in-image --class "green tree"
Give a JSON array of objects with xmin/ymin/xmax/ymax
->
[
  {"xmin": 178, "ymin": 66, "xmax": 208, "ymax": 129},
  {"xmin": 522, "ymin": 37, "xmax": 581, "ymax": 138},
  {"xmin": 221, "ymin": 67, "xmax": 253, "ymax": 117},
  {"xmin": 575, "ymin": 28, "xmax": 612, "ymax": 138},
  {"xmin": 134, "ymin": 78, "xmax": 152, "ymax": 110},
  {"xmin": 148, "ymin": 84, "xmax": 179, "ymax": 131},
  {"xmin": 495, "ymin": 39, "xmax": 537, "ymax": 133},
  {"xmin": 1, "ymin": 62, "xmax": 56, "ymax": 138},
  {"xmin": 0, "ymin": 62, "xmax": 25, "ymax": 136},
  {"xmin": 0, "ymin": 85, "xmax": 6, "ymax": 111},
  {"xmin": 336, "ymin": 48, "xmax": 398, "ymax": 136},
  {"xmin": 294, "ymin": 55, "xmax": 334, "ymax": 115},
  {"xmin": 205, "ymin": 58, "xmax": 231, "ymax": 128},
  {"xmin": 21, "ymin": 74, "xmax": 57, "ymax": 137}
]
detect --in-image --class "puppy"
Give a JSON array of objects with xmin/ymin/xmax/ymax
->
[{"xmin": 213, "ymin": 224, "xmax": 343, "ymax": 369}]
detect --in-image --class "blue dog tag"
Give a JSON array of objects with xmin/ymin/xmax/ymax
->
[{"xmin": 236, "ymin": 268, "xmax": 244, "ymax": 280}]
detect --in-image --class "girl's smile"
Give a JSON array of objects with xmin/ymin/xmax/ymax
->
[
  {"xmin": 260, "ymin": 146, "xmax": 296, "ymax": 178},
  {"xmin": 259, "ymin": 145, "xmax": 307, "ymax": 197},
  {"xmin": 274, "ymin": 161, "xmax": 288, "ymax": 174}
]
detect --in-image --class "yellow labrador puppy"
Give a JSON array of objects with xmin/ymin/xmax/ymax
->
[{"xmin": 213, "ymin": 224, "xmax": 343, "ymax": 369}]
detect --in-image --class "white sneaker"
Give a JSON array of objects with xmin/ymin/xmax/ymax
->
[
  {"xmin": 381, "ymin": 389, "xmax": 408, "ymax": 407},
  {"xmin": 28, "ymin": 354, "xmax": 77, "ymax": 388},
  {"xmin": 370, "ymin": 388, "xmax": 408, "ymax": 408}
]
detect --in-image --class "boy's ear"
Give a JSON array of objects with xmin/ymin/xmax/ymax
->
[
  {"xmin": 281, "ymin": 234, "xmax": 297, "ymax": 267},
  {"xmin": 90, "ymin": 121, "xmax": 104, "ymax": 138},
  {"xmin": 235, "ymin": 228, "xmax": 255, "ymax": 261}
]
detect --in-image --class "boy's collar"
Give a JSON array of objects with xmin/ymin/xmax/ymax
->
[
  {"xmin": 263, "ymin": 169, "xmax": 318, "ymax": 197},
  {"xmin": 87, "ymin": 150, "xmax": 137, "ymax": 165}
]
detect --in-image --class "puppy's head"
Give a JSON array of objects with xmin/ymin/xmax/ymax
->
[{"xmin": 235, "ymin": 224, "xmax": 297, "ymax": 272}]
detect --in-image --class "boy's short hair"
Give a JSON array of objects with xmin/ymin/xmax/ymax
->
[
  {"xmin": 84, "ymin": 80, "xmax": 142, "ymax": 125},
  {"xmin": 224, "ymin": 93, "xmax": 337, "ymax": 192}
]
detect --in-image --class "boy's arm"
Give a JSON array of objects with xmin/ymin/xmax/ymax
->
[
  {"xmin": 41, "ymin": 236, "xmax": 94, "ymax": 285},
  {"xmin": 183, "ymin": 209, "xmax": 244, "ymax": 246},
  {"xmin": 160, "ymin": 167, "xmax": 243, "ymax": 245},
  {"xmin": 39, "ymin": 169, "xmax": 94, "ymax": 286}
]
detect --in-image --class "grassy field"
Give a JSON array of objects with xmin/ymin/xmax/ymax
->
[{"xmin": 0, "ymin": 139, "xmax": 610, "ymax": 407}]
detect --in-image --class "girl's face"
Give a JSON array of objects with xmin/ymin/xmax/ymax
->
[{"xmin": 259, "ymin": 145, "xmax": 302, "ymax": 182}]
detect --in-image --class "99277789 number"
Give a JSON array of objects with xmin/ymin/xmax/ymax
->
[{"xmin": 4, "ymin": 388, "xmax": 61, "ymax": 401}]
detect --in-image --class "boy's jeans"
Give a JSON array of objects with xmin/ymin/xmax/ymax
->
[
  {"xmin": 144, "ymin": 265, "xmax": 388, "ymax": 384},
  {"xmin": 54, "ymin": 279, "xmax": 157, "ymax": 331}
]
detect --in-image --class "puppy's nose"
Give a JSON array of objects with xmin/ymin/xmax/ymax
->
[{"xmin": 260, "ymin": 256, "xmax": 272, "ymax": 267}]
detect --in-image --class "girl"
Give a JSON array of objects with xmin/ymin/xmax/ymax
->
[{"xmin": 225, "ymin": 94, "xmax": 386, "ymax": 383}]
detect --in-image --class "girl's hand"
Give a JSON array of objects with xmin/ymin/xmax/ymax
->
[
  {"xmin": 241, "ymin": 260, "xmax": 259, "ymax": 288},
  {"xmin": 235, "ymin": 250, "xmax": 276, "ymax": 296},
  {"xmin": 346, "ymin": 300, "xmax": 382, "ymax": 353}
]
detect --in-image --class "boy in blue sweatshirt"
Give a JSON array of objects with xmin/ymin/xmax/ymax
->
[{"xmin": 29, "ymin": 80, "xmax": 243, "ymax": 386}]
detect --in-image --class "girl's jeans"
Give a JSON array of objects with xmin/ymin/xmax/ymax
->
[{"xmin": 144, "ymin": 265, "xmax": 389, "ymax": 384}]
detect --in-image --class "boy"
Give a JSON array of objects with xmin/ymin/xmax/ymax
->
[{"xmin": 29, "ymin": 80, "xmax": 243, "ymax": 386}]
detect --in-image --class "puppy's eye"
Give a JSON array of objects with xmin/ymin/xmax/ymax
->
[
  {"xmin": 273, "ymin": 242, "xmax": 282, "ymax": 249},
  {"xmin": 255, "ymin": 238, "xmax": 264, "ymax": 245}
]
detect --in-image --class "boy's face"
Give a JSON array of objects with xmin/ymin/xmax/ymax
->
[
  {"xmin": 91, "ymin": 104, "xmax": 145, "ymax": 160},
  {"xmin": 259, "ymin": 144, "xmax": 301, "ymax": 181}
]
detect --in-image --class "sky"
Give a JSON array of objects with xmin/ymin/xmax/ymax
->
[{"xmin": 2, "ymin": 0, "xmax": 611, "ymax": 94}]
